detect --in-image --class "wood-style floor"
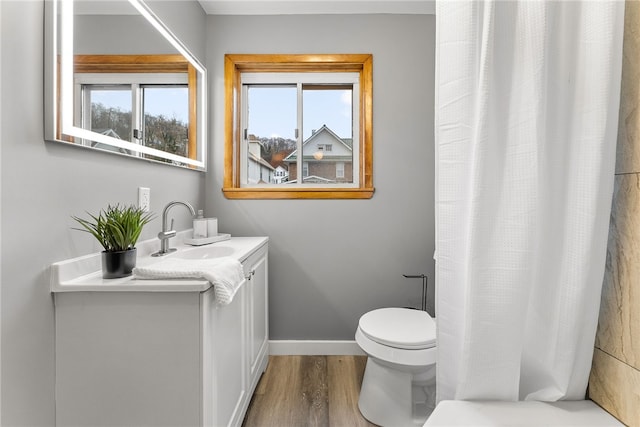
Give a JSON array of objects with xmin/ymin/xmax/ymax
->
[{"xmin": 242, "ymin": 355, "xmax": 378, "ymax": 427}]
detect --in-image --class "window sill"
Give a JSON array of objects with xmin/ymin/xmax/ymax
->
[{"xmin": 222, "ymin": 187, "xmax": 375, "ymax": 200}]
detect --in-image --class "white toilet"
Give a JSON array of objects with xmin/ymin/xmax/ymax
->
[{"xmin": 355, "ymin": 307, "xmax": 437, "ymax": 426}]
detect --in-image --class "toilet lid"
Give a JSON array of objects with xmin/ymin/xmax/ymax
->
[{"xmin": 358, "ymin": 307, "xmax": 436, "ymax": 350}]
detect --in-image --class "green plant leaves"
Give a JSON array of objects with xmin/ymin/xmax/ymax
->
[{"xmin": 72, "ymin": 204, "xmax": 155, "ymax": 252}]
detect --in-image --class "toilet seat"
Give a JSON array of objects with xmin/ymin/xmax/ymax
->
[{"xmin": 358, "ymin": 307, "xmax": 436, "ymax": 350}]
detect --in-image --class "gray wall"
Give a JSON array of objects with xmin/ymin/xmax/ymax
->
[
  {"xmin": 0, "ymin": 1, "xmax": 206, "ymax": 425},
  {"xmin": 75, "ymin": 15, "xmax": 177, "ymax": 54},
  {"xmin": 75, "ymin": 0, "xmax": 207, "ymax": 57},
  {"xmin": 206, "ymin": 14, "xmax": 436, "ymax": 340},
  {"xmin": 147, "ymin": 0, "xmax": 207, "ymax": 59}
]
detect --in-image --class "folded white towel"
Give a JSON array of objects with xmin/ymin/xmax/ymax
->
[{"xmin": 133, "ymin": 256, "xmax": 245, "ymax": 305}]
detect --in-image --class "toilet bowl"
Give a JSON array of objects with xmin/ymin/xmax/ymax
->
[{"xmin": 356, "ymin": 307, "xmax": 437, "ymax": 427}]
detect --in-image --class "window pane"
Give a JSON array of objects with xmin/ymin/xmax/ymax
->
[
  {"xmin": 247, "ymin": 85, "xmax": 297, "ymax": 185},
  {"xmin": 85, "ymin": 85, "xmax": 132, "ymax": 142},
  {"xmin": 142, "ymin": 85, "xmax": 189, "ymax": 158},
  {"xmin": 302, "ymin": 86, "xmax": 353, "ymax": 184}
]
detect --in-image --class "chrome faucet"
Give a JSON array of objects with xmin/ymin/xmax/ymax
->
[{"xmin": 152, "ymin": 201, "xmax": 196, "ymax": 257}]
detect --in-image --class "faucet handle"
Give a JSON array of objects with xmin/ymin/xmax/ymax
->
[
  {"xmin": 170, "ymin": 218, "xmax": 175, "ymax": 231},
  {"xmin": 158, "ymin": 229, "xmax": 177, "ymax": 240}
]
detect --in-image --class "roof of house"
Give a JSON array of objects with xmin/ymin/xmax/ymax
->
[
  {"xmin": 249, "ymin": 151, "xmax": 276, "ymax": 170},
  {"xmin": 284, "ymin": 124, "xmax": 352, "ymax": 162},
  {"xmin": 93, "ymin": 128, "xmax": 122, "ymax": 139}
]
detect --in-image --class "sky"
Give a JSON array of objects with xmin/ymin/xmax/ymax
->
[
  {"xmin": 247, "ymin": 86, "xmax": 353, "ymax": 140},
  {"xmin": 91, "ymin": 84, "xmax": 352, "ymax": 140},
  {"xmin": 91, "ymin": 86, "xmax": 189, "ymax": 123}
]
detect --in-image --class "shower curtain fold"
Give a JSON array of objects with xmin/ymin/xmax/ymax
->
[{"xmin": 434, "ymin": 0, "xmax": 624, "ymax": 402}]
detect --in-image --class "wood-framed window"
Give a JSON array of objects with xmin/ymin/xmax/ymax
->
[
  {"xmin": 223, "ymin": 54, "xmax": 374, "ymax": 199},
  {"xmin": 71, "ymin": 54, "xmax": 198, "ymax": 162}
]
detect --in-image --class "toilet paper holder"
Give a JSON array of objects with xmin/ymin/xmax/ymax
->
[{"xmin": 403, "ymin": 274, "xmax": 428, "ymax": 312}]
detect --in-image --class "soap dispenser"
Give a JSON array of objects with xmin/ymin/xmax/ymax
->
[{"xmin": 193, "ymin": 210, "xmax": 208, "ymax": 239}]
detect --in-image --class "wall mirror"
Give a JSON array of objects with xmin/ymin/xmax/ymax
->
[{"xmin": 44, "ymin": 0, "xmax": 207, "ymax": 170}]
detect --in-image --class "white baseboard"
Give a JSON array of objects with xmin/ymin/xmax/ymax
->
[{"xmin": 269, "ymin": 340, "xmax": 366, "ymax": 356}]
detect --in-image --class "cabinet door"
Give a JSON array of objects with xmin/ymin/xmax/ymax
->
[
  {"xmin": 206, "ymin": 286, "xmax": 248, "ymax": 427},
  {"xmin": 248, "ymin": 252, "xmax": 268, "ymax": 380}
]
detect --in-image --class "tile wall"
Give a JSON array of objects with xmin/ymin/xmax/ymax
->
[{"xmin": 589, "ymin": 2, "xmax": 640, "ymax": 425}]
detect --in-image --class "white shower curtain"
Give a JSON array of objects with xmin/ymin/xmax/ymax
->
[{"xmin": 434, "ymin": 0, "xmax": 624, "ymax": 402}]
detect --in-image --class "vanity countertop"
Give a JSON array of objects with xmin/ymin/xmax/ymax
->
[{"xmin": 50, "ymin": 235, "xmax": 268, "ymax": 293}]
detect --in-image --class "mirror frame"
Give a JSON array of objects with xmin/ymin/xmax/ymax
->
[{"xmin": 44, "ymin": 0, "xmax": 207, "ymax": 171}]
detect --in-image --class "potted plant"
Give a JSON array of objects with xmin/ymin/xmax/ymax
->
[{"xmin": 72, "ymin": 204, "xmax": 155, "ymax": 279}]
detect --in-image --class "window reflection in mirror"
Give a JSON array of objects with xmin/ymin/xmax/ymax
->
[
  {"xmin": 142, "ymin": 85, "xmax": 190, "ymax": 158},
  {"xmin": 45, "ymin": 0, "xmax": 206, "ymax": 170},
  {"xmin": 85, "ymin": 85, "xmax": 133, "ymax": 144},
  {"xmin": 72, "ymin": 54, "xmax": 196, "ymax": 165}
]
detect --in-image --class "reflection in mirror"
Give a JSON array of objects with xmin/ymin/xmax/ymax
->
[{"xmin": 45, "ymin": 0, "xmax": 206, "ymax": 170}]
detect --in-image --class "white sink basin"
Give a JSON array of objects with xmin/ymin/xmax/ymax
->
[{"xmin": 171, "ymin": 245, "xmax": 235, "ymax": 260}]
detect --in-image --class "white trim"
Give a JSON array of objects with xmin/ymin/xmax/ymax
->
[
  {"xmin": 296, "ymin": 82, "xmax": 303, "ymax": 183},
  {"xmin": 240, "ymin": 84, "xmax": 249, "ymax": 184},
  {"xmin": 269, "ymin": 340, "xmax": 365, "ymax": 356}
]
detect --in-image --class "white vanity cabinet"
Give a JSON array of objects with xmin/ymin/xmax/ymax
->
[
  {"xmin": 202, "ymin": 242, "xmax": 269, "ymax": 427},
  {"xmin": 52, "ymin": 237, "xmax": 269, "ymax": 427}
]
